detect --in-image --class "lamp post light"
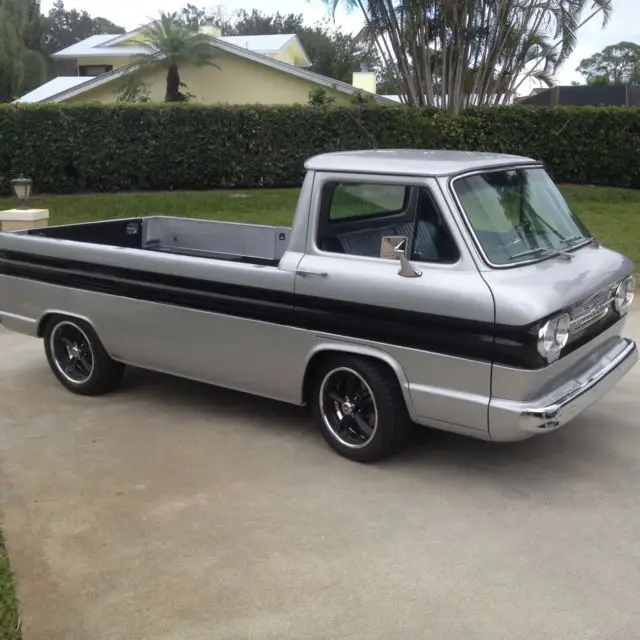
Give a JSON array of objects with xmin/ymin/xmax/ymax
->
[{"xmin": 11, "ymin": 176, "xmax": 33, "ymax": 210}]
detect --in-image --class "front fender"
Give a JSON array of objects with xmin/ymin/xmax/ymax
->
[{"xmin": 300, "ymin": 340, "xmax": 418, "ymax": 420}]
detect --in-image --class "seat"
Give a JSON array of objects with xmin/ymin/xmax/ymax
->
[{"xmin": 336, "ymin": 222, "xmax": 415, "ymax": 257}]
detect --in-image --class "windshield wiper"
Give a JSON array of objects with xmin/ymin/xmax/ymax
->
[
  {"xmin": 509, "ymin": 246, "xmax": 575, "ymax": 261},
  {"xmin": 561, "ymin": 234, "xmax": 599, "ymax": 248}
]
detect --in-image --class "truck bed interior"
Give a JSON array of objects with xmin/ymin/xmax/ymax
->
[{"xmin": 23, "ymin": 217, "xmax": 292, "ymax": 267}]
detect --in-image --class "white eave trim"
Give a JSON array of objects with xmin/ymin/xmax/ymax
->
[{"xmin": 52, "ymin": 50, "xmax": 142, "ymax": 59}]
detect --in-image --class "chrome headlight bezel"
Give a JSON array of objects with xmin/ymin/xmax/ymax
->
[
  {"xmin": 613, "ymin": 275, "xmax": 636, "ymax": 314},
  {"xmin": 537, "ymin": 312, "xmax": 571, "ymax": 362}
]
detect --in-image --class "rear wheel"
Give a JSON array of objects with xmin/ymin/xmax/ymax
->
[
  {"xmin": 43, "ymin": 316, "xmax": 125, "ymax": 396},
  {"xmin": 310, "ymin": 355, "xmax": 411, "ymax": 462}
]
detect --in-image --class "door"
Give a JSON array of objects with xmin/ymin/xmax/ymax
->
[{"xmin": 293, "ymin": 173, "xmax": 495, "ymax": 431}]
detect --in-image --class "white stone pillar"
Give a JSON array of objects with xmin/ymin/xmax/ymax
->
[{"xmin": 0, "ymin": 208, "xmax": 50, "ymax": 232}]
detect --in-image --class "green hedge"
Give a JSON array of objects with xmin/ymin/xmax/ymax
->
[{"xmin": 1, "ymin": 103, "xmax": 640, "ymax": 195}]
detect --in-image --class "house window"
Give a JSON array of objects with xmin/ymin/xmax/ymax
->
[{"xmin": 78, "ymin": 65, "xmax": 113, "ymax": 77}]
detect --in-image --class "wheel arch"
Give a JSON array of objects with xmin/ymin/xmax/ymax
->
[
  {"xmin": 39, "ymin": 310, "xmax": 125, "ymax": 396},
  {"xmin": 300, "ymin": 342, "xmax": 417, "ymax": 420},
  {"xmin": 37, "ymin": 310, "xmax": 99, "ymax": 338}
]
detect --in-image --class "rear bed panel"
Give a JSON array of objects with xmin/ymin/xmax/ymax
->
[
  {"xmin": 18, "ymin": 216, "xmax": 292, "ymax": 264},
  {"xmin": 142, "ymin": 217, "xmax": 291, "ymax": 261}
]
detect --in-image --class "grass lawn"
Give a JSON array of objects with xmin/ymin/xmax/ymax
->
[
  {"xmin": 4, "ymin": 190, "xmax": 299, "ymax": 228},
  {"xmin": 0, "ymin": 184, "xmax": 638, "ymax": 265},
  {"xmin": 561, "ymin": 185, "xmax": 640, "ymax": 266},
  {"xmin": 0, "ymin": 534, "xmax": 20, "ymax": 640}
]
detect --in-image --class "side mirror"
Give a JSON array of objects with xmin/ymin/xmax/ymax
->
[{"xmin": 380, "ymin": 236, "xmax": 422, "ymax": 278}]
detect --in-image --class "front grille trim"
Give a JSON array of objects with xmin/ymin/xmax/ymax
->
[{"xmin": 568, "ymin": 285, "xmax": 617, "ymax": 337}]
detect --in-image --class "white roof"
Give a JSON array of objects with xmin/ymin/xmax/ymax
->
[
  {"xmin": 13, "ymin": 76, "xmax": 94, "ymax": 103},
  {"xmin": 52, "ymin": 34, "xmax": 148, "ymax": 58},
  {"xmin": 52, "ymin": 32, "xmax": 299, "ymax": 59},
  {"xmin": 54, "ymin": 44, "xmax": 150, "ymax": 58},
  {"xmin": 51, "ymin": 34, "xmax": 118, "ymax": 57},
  {"xmin": 218, "ymin": 34, "xmax": 295, "ymax": 52},
  {"xmin": 305, "ymin": 149, "xmax": 537, "ymax": 177},
  {"xmin": 55, "ymin": 34, "xmax": 113, "ymax": 53}
]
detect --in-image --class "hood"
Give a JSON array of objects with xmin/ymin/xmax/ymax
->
[{"xmin": 480, "ymin": 243, "xmax": 634, "ymax": 326}]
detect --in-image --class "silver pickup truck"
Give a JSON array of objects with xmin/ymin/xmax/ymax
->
[{"xmin": 0, "ymin": 150, "xmax": 637, "ymax": 462}]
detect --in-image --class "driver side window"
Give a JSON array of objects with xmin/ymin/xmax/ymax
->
[{"xmin": 317, "ymin": 181, "xmax": 459, "ymax": 264}]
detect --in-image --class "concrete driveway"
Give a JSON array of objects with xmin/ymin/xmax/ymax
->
[{"xmin": 1, "ymin": 313, "xmax": 639, "ymax": 640}]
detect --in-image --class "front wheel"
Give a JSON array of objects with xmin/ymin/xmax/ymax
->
[
  {"xmin": 43, "ymin": 316, "xmax": 125, "ymax": 396},
  {"xmin": 310, "ymin": 355, "xmax": 412, "ymax": 463}
]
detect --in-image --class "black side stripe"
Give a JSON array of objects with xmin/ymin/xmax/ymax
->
[{"xmin": 0, "ymin": 250, "xmax": 544, "ymax": 369}]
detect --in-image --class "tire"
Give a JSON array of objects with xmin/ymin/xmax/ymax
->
[
  {"xmin": 43, "ymin": 316, "xmax": 125, "ymax": 396},
  {"xmin": 310, "ymin": 355, "xmax": 412, "ymax": 463}
]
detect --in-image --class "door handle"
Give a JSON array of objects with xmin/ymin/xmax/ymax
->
[{"xmin": 296, "ymin": 269, "xmax": 328, "ymax": 278}]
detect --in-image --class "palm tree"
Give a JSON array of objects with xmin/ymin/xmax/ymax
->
[
  {"xmin": 137, "ymin": 11, "xmax": 219, "ymax": 102},
  {"xmin": 338, "ymin": 0, "xmax": 613, "ymax": 112}
]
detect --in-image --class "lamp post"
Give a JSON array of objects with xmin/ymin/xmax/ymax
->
[{"xmin": 11, "ymin": 176, "xmax": 33, "ymax": 210}]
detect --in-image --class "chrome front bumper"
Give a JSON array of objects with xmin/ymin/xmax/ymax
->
[{"xmin": 489, "ymin": 337, "xmax": 638, "ymax": 441}]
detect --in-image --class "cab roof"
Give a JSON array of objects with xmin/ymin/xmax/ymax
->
[{"xmin": 304, "ymin": 149, "xmax": 539, "ymax": 177}]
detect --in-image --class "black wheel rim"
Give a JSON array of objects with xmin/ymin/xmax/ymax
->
[
  {"xmin": 319, "ymin": 367, "xmax": 378, "ymax": 449},
  {"xmin": 50, "ymin": 321, "xmax": 95, "ymax": 384}
]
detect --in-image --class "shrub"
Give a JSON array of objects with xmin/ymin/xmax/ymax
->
[
  {"xmin": 0, "ymin": 103, "xmax": 639, "ymax": 194},
  {"xmin": 460, "ymin": 105, "xmax": 640, "ymax": 189},
  {"xmin": 307, "ymin": 87, "xmax": 335, "ymax": 106}
]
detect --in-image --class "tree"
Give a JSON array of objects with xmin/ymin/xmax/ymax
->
[
  {"xmin": 179, "ymin": 3, "xmax": 232, "ymax": 30},
  {"xmin": 42, "ymin": 0, "xmax": 125, "ymax": 76},
  {"xmin": 301, "ymin": 21, "xmax": 380, "ymax": 83},
  {"xmin": 0, "ymin": 0, "xmax": 46, "ymax": 102},
  {"xmin": 228, "ymin": 9, "xmax": 303, "ymax": 35},
  {"xmin": 136, "ymin": 11, "xmax": 219, "ymax": 102},
  {"xmin": 576, "ymin": 41, "xmax": 640, "ymax": 85},
  {"xmin": 327, "ymin": 0, "xmax": 613, "ymax": 112},
  {"xmin": 42, "ymin": 0, "xmax": 125, "ymax": 54}
]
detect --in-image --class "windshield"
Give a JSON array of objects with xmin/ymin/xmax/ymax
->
[{"xmin": 452, "ymin": 167, "xmax": 592, "ymax": 265}]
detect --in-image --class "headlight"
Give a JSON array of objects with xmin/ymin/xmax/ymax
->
[
  {"xmin": 613, "ymin": 275, "xmax": 636, "ymax": 314},
  {"xmin": 537, "ymin": 313, "xmax": 571, "ymax": 362}
]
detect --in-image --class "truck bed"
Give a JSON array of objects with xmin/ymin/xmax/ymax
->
[{"xmin": 20, "ymin": 216, "xmax": 292, "ymax": 266}]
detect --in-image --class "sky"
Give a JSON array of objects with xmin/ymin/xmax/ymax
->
[{"xmin": 41, "ymin": 0, "xmax": 636, "ymax": 92}]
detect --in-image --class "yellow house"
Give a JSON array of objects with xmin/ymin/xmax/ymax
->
[{"xmin": 15, "ymin": 22, "xmax": 392, "ymax": 106}]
